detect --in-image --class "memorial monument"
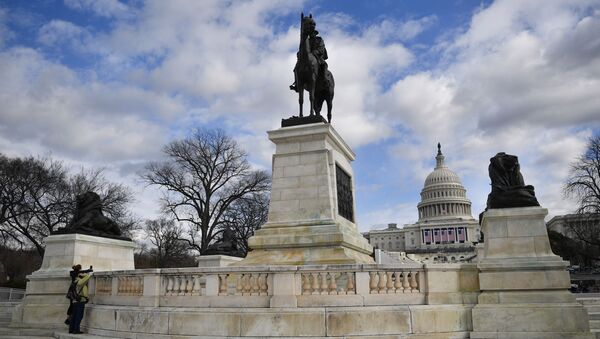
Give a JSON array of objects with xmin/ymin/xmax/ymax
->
[
  {"xmin": 238, "ymin": 13, "xmax": 372, "ymax": 265},
  {"xmin": 7, "ymin": 12, "xmax": 595, "ymax": 339},
  {"xmin": 471, "ymin": 153, "xmax": 593, "ymax": 338}
]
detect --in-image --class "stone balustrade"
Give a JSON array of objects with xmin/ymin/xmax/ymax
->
[
  {"xmin": 95, "ymin": 275, "xmax": 112, "ymax": 295},
  {"xmin": 116, "ymin": 275, "xmax": 143, "ymax": 296},
  {"xmin": 88, "ymin": 263, "xmax": 476, "ymax": 309},
  {"xmin": 164, "ymin": 273, "xmax": 203, "ymax": 296},
  {"xmin": 368, "ymin": 270, "xmax": 419, "ymax": 294},
  {"xmin": 301, "ymin": 271, "xmax": 356, "ymax": 295}
]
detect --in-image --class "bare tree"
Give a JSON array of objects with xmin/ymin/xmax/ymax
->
[
  {"xmin": 564, "ymin": 135, "xmax": 600, "ymax": 214},
  {"xmin": 0, "ymin": 154, "xmax": 137, "ymax": 256},
  {"xmin": 561, "ymin": 135, "xmax": 600, "ymax": 255},
  {"xmin": 143, "ymin": 218, "xmax": 191, "ymax": 267},
  {"xmin": 142, "ymin": 129, "xmax": 270, "ymax": 255},
  {"xmin": 220, "ymin": 192, "xmax": 269, "ymax": 256}
]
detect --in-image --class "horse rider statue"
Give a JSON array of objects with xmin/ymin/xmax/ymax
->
[{"xmin": 289, "ymin": 13, "xmax": 335, "ymax": 122}]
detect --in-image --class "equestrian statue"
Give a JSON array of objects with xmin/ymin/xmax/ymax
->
[{"xmin": 289, "ymin": 13, "xmax": 335, "ymax": 123}]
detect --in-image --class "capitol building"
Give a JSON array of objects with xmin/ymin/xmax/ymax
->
[{"xmin": 365, "ymin": 144, "xmax": 479, "ymax": 262}]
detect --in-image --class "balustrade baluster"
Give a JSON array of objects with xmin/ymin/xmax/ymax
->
[
  {"xmin": 180, "ymin": 276, "xmax": 188, "ymax": 295},
  {"xmin": 394, "ymin": 272, "xmax": 403, "ymax": 293},
  {"xmin": 377, "ymin": 271, "xmax": 386, "ymax": 293},
  {"xmin": 402, "ymin": 272, "xmax": 410, "ymax": 292},
  {"xmin": 328, "ymin": 272, "xmax": 337, "ymax": 294},
  {"xmin": 369, "ymin": 272, "xmax": 378, "ymax": 293},
  {"xmin": 185, "ymin": 276, "xmax": 191, "ymax": 294},
  {"xmin": 165, "ymin": 276, "xmax": 173, "ymax": 295},
  {"xmin": 317, "ymin": 272, "xmax": 326, "ymax": 295},
  {"xmin": 346, "ymin": 273, "xmax": 355, "ymax": 294},
  {"xmin": 192, "ymin": 275, "xmax": 201, "ymax": 295},
  {"xmin": 386, "ymin": 272, "xmax": 394, "ymax": 293},
  {"xmin": 172, "ymin": 276, "xmax": 180, "ymax": 295},
  {"xmin": 235, "ymin": 274, "xmax": 243, "ymax": 295},
  {"xmin": 410, "ymin": 272, "xmax": 418, "ymax": 292},
  {"xmin": 311, "ymin": 273, "xmax": 319, "ymax": 295},
  {"xmin": 242, "ymin": 274, "xmax": 250, "ymax": 295},
  {"xmin": 258, "ymin": 274, "xmax": 268, "ymax": 295},
  {"xmin": 250, "ymin": 273, "xmax": 258, "ymax": 295},
  {"xmin": 301, "ymin": 274, "xmax": 310, "ymax": 295},
  {"xmin": 218, "ymin": 274, "xmax": 228, "ymax": 295}
]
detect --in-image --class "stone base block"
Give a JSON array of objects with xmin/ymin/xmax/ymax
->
[
  {"xmin": 197, "ymin": 254, "xmax": 242, "ymax": 267},
  {"xmin": 38, "ymin": 233, "xmax": 136, "ymax": 273},
  {"xmin": 78, "ymin": 304, "xmax": 472, "ymax": 338},
  {"xmin": 471, "ymin": 207, "xmax": 594, "ymax": 338},
  {"xmin": 238, "ymin": 221, "xmax": 373, "ymax": 265},
  {"xmin": 240, "ymin": 243, "xmax": 374, "ymax": 265},
  {"xmin": 472, "ymin": 303, "xmax": 593, "ymax": 338},
  {"xmin": 471, "ymin": 332, "xmax": 595, "ymax": 339}
]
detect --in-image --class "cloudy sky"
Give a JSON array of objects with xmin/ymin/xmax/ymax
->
[{"xmin": 1, "ymin": 0, "xmax": 599, "ymax": 232}]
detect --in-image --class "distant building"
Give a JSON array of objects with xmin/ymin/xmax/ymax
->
[
  {"xmin": 547, "ymin": 213, "xmax": 600, "ymax": 239},
  {"xmin": 364, "ymin": 144, "xmax": 479, "ymax": 262}
]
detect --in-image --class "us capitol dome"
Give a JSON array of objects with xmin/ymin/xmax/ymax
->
[{"xmin": 365, "ymin": 144, "xmax": 479, "ymax": 263}]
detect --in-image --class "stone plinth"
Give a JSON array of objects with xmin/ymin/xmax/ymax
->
[
  {"xmin": 39, "ymin": 233, "xmax": 136, "ymax": 273},
  {"xmin": 471, "ymin": 207, "xmax": 593, "ymax": 339},
  {"xmin": 10, "ymin": 234, "xmax": 136, "ymax": 329},
  {"xmin": 238, "ymin": 123, "xmax": 373, "ymax": 265},
  {"xmin": 197, "ymin": 255, "xmax": 242, "ymax": 267}
]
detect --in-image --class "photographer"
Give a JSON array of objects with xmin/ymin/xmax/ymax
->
[{"xmin": 65, "ymin": 264, "xmax": 92, "ymax": 334}]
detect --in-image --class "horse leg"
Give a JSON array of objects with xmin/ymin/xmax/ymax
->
[
  {"xmin": 298, "ymin": 85, "xmax": 304, "ymax": 117},
  {"xmin": 314, "ymin": 96, "xmax": 323, "ymax": 116},
  {"xmin": 327, "ymin": 97, "xmax": 333, "ymax": 123},
  {"xmin": 309, "ymin": 82, "xmax": 316, "ymax": 116}
]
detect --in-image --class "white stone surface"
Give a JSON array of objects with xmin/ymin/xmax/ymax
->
[
  {"xmin": 239, "ymin": 123, "xmax": 373, "ymax": 265},
  {"xmin": 471, "ymin": 207, "xmax": 593, "ymax": 338},
  {"xmin": 197, "ymin": 254, "xmax": 242, "ymax": 267},
  {"xmin": 38, "ymin": 233, "xmax": 136, "ymax": 273}
]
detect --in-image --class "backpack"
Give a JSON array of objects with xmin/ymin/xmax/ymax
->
[{"xmin": 66, "ymin": 281, "xmax": 81, "ymax": 302}]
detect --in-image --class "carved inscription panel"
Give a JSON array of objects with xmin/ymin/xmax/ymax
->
[{"xmin": 336, "ymin": 164, "xmax": 354, "ymax": 222}]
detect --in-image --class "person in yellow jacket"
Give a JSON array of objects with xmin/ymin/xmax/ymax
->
[{"xmin": 69, "ymin": 271, "xmax": 91, "ymax": 334}]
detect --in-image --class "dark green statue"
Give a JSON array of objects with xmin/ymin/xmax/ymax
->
[
  {"xmin": 486, "ymin": 153, "xmax": 540, "ymax": 209},
  {"xmin": 289, "ymin": 13, "xmax": 335, "ymax": 123}
]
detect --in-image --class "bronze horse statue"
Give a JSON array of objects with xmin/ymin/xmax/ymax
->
[{"xmin": 291, "ymin": 14, "xmax": 335, "ymax": 122}]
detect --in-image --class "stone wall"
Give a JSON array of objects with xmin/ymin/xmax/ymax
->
[{"xmin": 69, "ymin": 263, "xmax": 478, "ymax": 338}]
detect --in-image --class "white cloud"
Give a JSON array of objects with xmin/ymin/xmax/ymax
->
[
  {"xmin": 64, "ymin": 0, "xmax": 131, "ymax": 19},
  {"xmin": 364, "ymin": 16, "xmax": 437, "ymax": 42},
  {"xmin": 0, "ymin": 47, "xmax": 183, "ymax": 162},
  {"xmin": 2, "ymin": 0, "xmax": 599, "ymax": 227},
  {"xmin": 37, "ymin": 20, "xmax": 90, "ymax": 51}
]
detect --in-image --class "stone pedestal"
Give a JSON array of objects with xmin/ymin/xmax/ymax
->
[
  {"xmin": 39, "ymin": 233, "xmax": 136, "ymax": 273},
  {"xmin": 11, "ymin": 234, "xmax": 136, "ymax": 328},
  {"xmin": 238, "ymin": 123, "xmax": 373, "ymax": 265},
  {"xmin": 197, "ymin": 255, "xmax": 242, "ymax": 267},
  {"xmin": 471, "ymin": 207, "xmax": 593, "ymax": 339}
]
